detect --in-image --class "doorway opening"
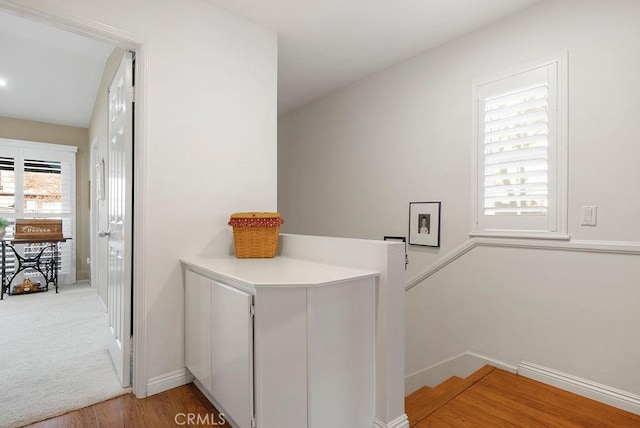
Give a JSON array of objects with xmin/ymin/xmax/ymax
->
[{"xmin": 0, "ymin": 5, "xmax": 146, "ymax": 424}]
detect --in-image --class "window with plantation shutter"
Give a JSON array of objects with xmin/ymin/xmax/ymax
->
[
  {"xmin": 0, "ymin": 140, "xmax": 77, "ymax": 284},
  {"xmin": 472, "ymin": 54, "xmax": 568, "ymax": 238}
]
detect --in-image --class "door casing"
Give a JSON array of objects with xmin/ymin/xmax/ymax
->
[{"xmin": 0, "ymin": 2, "xmax": 150, "ymax": 398}]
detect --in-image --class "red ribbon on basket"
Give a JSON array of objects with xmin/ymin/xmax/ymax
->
[{"xmin": 228, "ymin": 217, "xmax": 284, "ymax": 227}]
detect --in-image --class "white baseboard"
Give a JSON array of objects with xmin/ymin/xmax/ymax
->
[
  {"xmin": 518, "ymin": 361, "xmax": 640, "ymax": 416},
  {"xmin": 96, "ymin": 293, "xmax": 107, "ymax": 312},
  {"xmin": 146, "ymin": 368, "xmax": 194, "ymax": 396},
  {"xmin": 405, "ymin": 351, "xmax": 517, "ymax": 395},
  {"xmin": 373, "ymin": 414, "xmax": 409, "ymax": 428}
]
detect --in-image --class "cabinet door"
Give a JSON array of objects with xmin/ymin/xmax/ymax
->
[
  {"xmin": 307, "ymin": 277, "xmax": 376, "ymax": 427},
  {"xmin": 211, "ymin": 280, "xmax": 254, "ymax": 428},
  {"xmin": 185, "ymin": 270, "xmax": 213, "ymax": 394}
]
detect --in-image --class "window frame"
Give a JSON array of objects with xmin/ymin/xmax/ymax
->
[
  {"xmin": 0, "ymin": 138, "xmax": 77, "ymax": 284},
  {"xmin": 471, "ymin": 53, "xmax": 569, "ymax": 240}
]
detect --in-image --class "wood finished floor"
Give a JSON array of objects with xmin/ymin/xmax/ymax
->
[
  {"xmin": 25, "ymin": 383, "xmax": 230, "ymax": 428},
  {"xmin": 406, "ymin": 366, "xmax": 640, "ymax": 427},
  {"xmin": 24, "ymin": 368, "xmax": 640, "ymax": 427}
]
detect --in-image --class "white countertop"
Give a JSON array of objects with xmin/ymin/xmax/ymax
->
[{"xmin": 180, "ymin": 256, "xmax": 379, "ymax": 288}]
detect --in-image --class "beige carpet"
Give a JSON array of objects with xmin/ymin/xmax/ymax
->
[{"xmin": 0, "ymin": 283, "xmax": 129, "ymax": 427}]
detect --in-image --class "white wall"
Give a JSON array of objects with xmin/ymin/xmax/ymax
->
[
  {"xmin": 279, "ymin": 0, "xmax": 640, "ymax": 275},
  {"xmin": 278, "ymin": 0, "xmax": 640, "ymax": 399},
  {"xmin": 11, "ymin": 0, "xmax": 277, "ymax": 387},
  {"xmin": 406, "ymin": 245, "xmax": 640, "ymax": 396}
]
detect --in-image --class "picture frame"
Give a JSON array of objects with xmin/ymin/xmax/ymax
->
[
  {"xmin": 95, "ymin": 159, "xmax": 105, "ymax": 201},
  {"xmin": 408, "ymin": 202, "xmax": 441, "ymax": 247}
]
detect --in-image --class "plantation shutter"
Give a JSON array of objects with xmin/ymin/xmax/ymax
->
[
  {"xmin": 0, "ymin": 153, "xmax": 17, "ymax": 213},
  {"xmin": 0, "ymin": 141, "xmax": 76, "ymax": 284},
  {"xmin": 476, "ymin": 62, "xmax": 559, "ymax": 233}
]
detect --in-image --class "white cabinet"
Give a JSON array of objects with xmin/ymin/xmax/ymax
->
[
  {"xmin": 182, "ymin": 256, "xmax": 378, "ymax": 428},
  {"xmin": 185, "ymin": 271, "xmax": 212, "ymax": 393},
  {"xmin": 210, "ymin": 280, "xmax": 253, "ymax": 428},
  {"xmin": 185, "ymin": 271, "xmax": 254, "ymax": 428}
]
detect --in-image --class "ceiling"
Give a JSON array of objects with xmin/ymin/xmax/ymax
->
[
  {"xmin": 0, "ymin": 11, "xmax": 114, "ymax": 128},
  {"xmin": 204, "ymin": 0, "xmax": 542, "ymax": 114},
  {"xmin": 0, "ymin": 0, "xmax": 541, "ymax": 127}
]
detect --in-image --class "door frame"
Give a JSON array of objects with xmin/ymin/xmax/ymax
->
[
  {"xmin": 89, "ymin": 137, "xmax": 106, "ymax": 310},
  {"xmin": 0, "ymin": 1, "xmax": 149, "ymax": 398}
]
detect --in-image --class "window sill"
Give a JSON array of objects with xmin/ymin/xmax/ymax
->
[{"xmin": 469, "ymin": 231, "xmax": 571, "ymax": 241}]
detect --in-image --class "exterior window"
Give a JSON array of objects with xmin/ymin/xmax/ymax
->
[
  {"xmin": 472, "ymin": 54, "xmax": 567, "ymax": 238},
  {"xmin": 0, "ymin": 140, "xmax": 77, "ymax": 284}
]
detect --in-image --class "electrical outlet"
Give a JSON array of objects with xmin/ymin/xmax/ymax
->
[
  {"xmin": 86, "ymin": 257, "xmax": 91, "ymax": 265},
  {"xmin": 581, "ymin": 205, "xmax": 597, "ymax": 226}
]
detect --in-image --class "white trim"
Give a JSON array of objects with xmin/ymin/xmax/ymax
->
[
  {"xmin": 0, "ymin": 0, "xmax": 141, "ymax": 50},
  {"xmin": 0, "ymin": 0, "xmax": 149, "ymax": 399},
  {"xmin": 469, "ymin": 231, "xmax": 570, "ymax": 240},
  {"xmin": 465, "ymin": 351, "xmax": 518, "ymax": 373},
  {"xmin": 518, "ymin": 361, "xmax": 640, "ymax": 416},
  {"xmin": 473, "ymin": 52, "xmax": 569, "ymax": 88},
  {"xmin": 373, "ymin": 414, "xmax": 409, "ymax": 428},
  {"xmin": 556, "ymin": 52, "xmax": 569, "ymax": 237},
  {"xmin": 96, "ymin": 292, "xmax": 107, "ymax": 312},
  {"xmin": 146, "ymin": 368, "xmax": 193, "ymax": 397},
  {"xmin": 90, "ymin": 138, "xmax": 99, "ymax": 305},
  {"xmin": 404, "ymin": 351, "xmax": 517, "ymax": 395},
  {"xmin": 406, "ymin": 240, "xmax": 476, "ymax": 291},
  {"xmin": 132, "ymin": 43, "xmax": 149, "ymax": 399},
  {"xmin": 471, "ymin": 52, "xmax": 569, "ymax": 238},
  {"xmin": 406, "ymin": 238, "xmax": 640, "ymax": 291},
  {"xmin": 478, "ymin": 237, "xmax": 640, "ymax": 254},
  {"xmin": 0, "ymin": 138, "xmax": 78, "ymax": 153}
]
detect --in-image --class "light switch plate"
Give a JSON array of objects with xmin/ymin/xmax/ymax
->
[{"xmin": 581, "ymin": 205, "xmax": 597, "ymax": 226}]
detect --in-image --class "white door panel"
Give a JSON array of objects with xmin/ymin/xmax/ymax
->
[
  {"xmin": 106, "ymin": 52, "xmax": 133, "ymax": 388},
  {"xmin": 211, "ymin": 280, "xmax": 254, "ymax": 428},
  {"xmin": 185, "ymin": 271, "xmax": 213, "ymax": 394}
]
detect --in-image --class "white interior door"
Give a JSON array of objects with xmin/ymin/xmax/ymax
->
[{"xmin": 104, "ymin": 52, "xmax": 134, "ymax": 387}]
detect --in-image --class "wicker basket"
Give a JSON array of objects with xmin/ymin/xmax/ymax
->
[{"xmin": 228, "ymin": 212, "xmax": 284, "ymax": 258}]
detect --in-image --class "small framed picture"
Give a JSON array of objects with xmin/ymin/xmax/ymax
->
[{"xmin": 409, "ymin": 202, "xmax": 441, "ymax": 247}]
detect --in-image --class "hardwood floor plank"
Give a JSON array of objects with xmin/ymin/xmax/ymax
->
[
  {"xmin": 24, "ymin": 384, "xmax": 231, "ymax": 428},
  {"xmin": 409, "ymin": 366, "xmax": 495, "ymax": 426},
  {"xmin": 420, "ymin": 398, "xmax": 524, "ymax": 428},
  {"xmin": 406, "ymin": 385, "xmax": 432, "ymax": 405},
  {"xmin": 409, "ymin": 367, "xmax": 640, "ymax": 428},
  {"xmin": 121, "ymin": 392, "xmax": 167, "ymax": 428},
  {"xmin": 480, "ymin": 369, "xmax": 640, "ymax": 427},
  {"xmin": 26, "ymin": 406, "xmax": 98, "ymax": 428},
  {"xmin": 436, "ymin": 383, "xmax": 580, "ymax": 427},
  {"xmin": 406, "ymin": 377, "xmax": 462, "ymax": 426},
  {"xmin": 25, "ymin": 370, "xmax": 640, "ymax": 428},
  {"xmin": 93, "ymin": 394, "xmax": 129, "ymax": 427},
  {"xmin": 176, "ymin": 384, "xmax": 231, "ymax": 426}
]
